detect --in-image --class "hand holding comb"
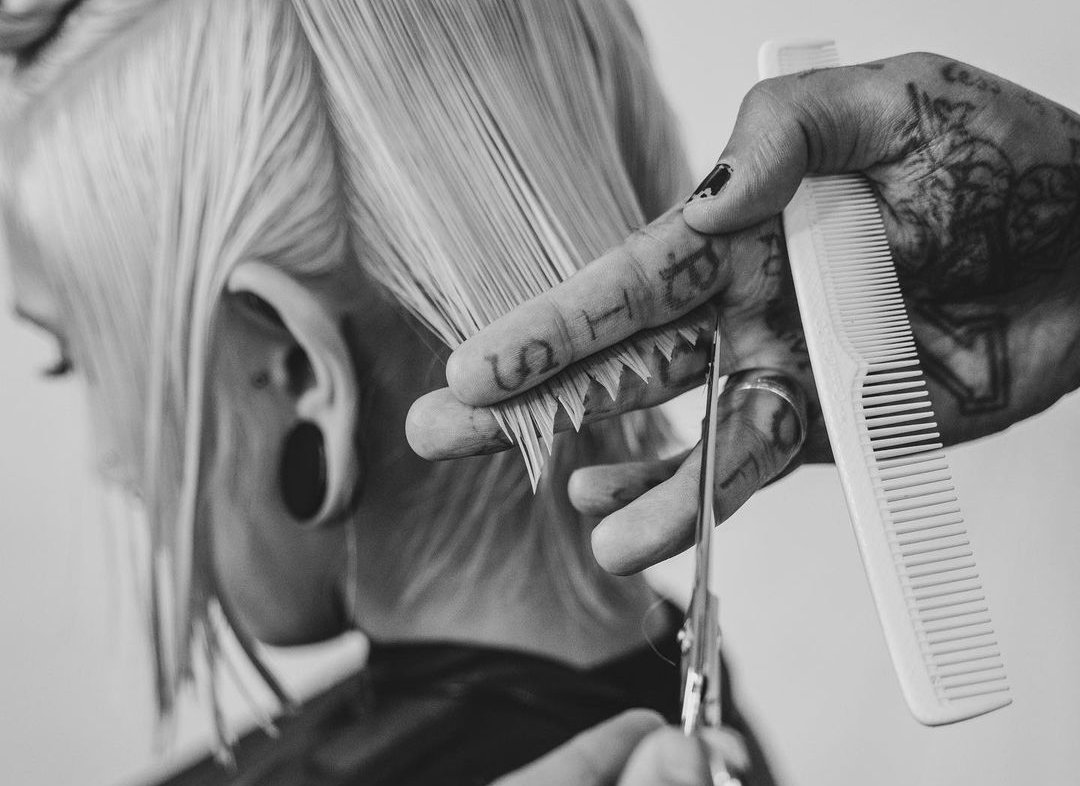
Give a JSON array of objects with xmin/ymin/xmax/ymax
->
[{"xmin": 756, "ymin": 39, "xmax": 1010, "ymax": 725}]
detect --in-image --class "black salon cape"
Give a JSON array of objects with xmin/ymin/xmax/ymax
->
[{"xmin": 158, "ymin": 628, "xmax": 776, "ymax": 786}]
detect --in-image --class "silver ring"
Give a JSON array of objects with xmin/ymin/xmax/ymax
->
[{"xmin": 724, "ymin": 372, "xmax": 808, "ymax": 448}]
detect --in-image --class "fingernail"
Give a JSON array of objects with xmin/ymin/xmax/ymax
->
[{"xmin": 686, "ymin": 162, "xmax": 733, "ymax": 203}]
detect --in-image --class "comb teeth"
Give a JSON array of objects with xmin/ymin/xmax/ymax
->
[
  {"xmin": 814, "ymin": 176, "xmax": 1009, "ymax": 694},
  {"xmin": 800, "ymin": 172, "xmax": 1010, "ymax": 721},
  {"xmin": 758, "ymin": 38, "xmax": 840, "ymax": 78},
  {"xmin": 764, "ymin": 35, "xmax": 1010, "ymax": 726}
]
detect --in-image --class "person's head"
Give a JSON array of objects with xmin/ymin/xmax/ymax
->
[{"xmin": 1, "ymin": 0, "xmax": 687, "ymax": 731}]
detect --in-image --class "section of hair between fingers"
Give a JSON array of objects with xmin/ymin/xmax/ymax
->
[{"xmin": 408, "ymin": 338, "xmax": 711, "ymax": 461}]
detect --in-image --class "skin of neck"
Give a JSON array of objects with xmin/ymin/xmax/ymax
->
[
  {"xmin": 339, "ymin": 304, "xmax": 673, "ymax": 667},
  {"xmin": 348, "ymin": 451, "xmax": 674, "ymax": 668}
]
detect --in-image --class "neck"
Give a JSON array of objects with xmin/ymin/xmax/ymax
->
[
  {"xmin": 351, "ymin": 448, "xmax": 672, "ymax": 668},
  {"xmin": 360, "ymin": 551, "xmax": 671, "ymax": 668}
]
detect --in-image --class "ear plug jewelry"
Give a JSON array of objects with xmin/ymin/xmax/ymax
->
[{"xmin": 280, "ymin": 421, "xmax": 327, "ymax": 522}]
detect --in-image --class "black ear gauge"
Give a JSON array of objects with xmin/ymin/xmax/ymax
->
[{"xmin": 280, "ymin": 421, "xmax": 328, "ymax": 523}]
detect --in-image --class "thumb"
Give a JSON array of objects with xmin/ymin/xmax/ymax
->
[
  {"xmin": 683, "ymin": 63, "xmax": 906, "ymax": 234},
  {"xmin": 618, "ymin": 727, "xmax": 713, "ymax": 786}
]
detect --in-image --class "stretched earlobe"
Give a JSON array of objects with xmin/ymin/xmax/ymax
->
[
  {"xmin": 227, "ymin": 261, "xmax": 360, "ymax": 528},
  {"xmin": 280, "ymin": 421, "xmax": 327, "ymax": 522}
]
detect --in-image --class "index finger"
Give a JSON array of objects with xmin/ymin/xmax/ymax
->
[{"xmin": 445, "ymin": 206, "xmax": 733, "ymax": 406}]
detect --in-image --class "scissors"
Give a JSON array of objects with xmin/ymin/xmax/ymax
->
[{"xmin": 678, "ymin": 313, "xmax": 741, "ymax": 786}]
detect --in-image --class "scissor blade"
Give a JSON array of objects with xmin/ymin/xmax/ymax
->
[
  {"xmin": 681, "ymin": 314, "xmax": 724, "ymax": 734},
  {"xmin": 696, "ymin": 316, "xmax": 723, "ymax": 558}
]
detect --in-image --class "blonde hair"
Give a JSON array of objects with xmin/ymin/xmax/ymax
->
[{"xmin": 1, "ymin": 0, "xmax": 690, "ymax": 752}]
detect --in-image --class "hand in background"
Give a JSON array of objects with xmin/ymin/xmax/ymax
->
[{"xmin": 493, "ymin": 710, "xmax": 748, "ymax": 786}]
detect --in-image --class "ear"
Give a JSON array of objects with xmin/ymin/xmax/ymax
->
[{"xmin": 226, "ymin": 261, "xmax": 360, "ymax": 527}]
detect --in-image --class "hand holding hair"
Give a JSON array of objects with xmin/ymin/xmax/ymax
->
[
  {"xmin": 410, "ymin": 52, "xmax": 1080, "ymax": 574},
  {"xmin": 412, "ymin": 203, "xmax": 817, "ymax": 574}
]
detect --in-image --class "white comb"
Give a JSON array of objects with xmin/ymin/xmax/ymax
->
[{"xmin": 759, "ymin": 39, "xmax": 1011, "ymax": 725}]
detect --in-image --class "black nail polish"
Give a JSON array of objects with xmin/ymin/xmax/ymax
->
[{"xmin": 686, "ymin": 162, "xmax": 733, "ymax": 203}]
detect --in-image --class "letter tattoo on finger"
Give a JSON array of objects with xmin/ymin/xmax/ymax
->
[
  {"xmin": 486, "ymin": 339, "xmax": 559, "ymax": 392},
  {"xmin": 582, "ymin": 291, "xmax": 633, "ymax": 341},
  {"xmin": 658, "ymin": 239, "xmax": 722, "ymax": 309}
]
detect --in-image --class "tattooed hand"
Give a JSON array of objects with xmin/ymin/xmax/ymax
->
[
  {"xmin": 685, "ymin": 52, "xmax": 1080, "ymax": 443},
  {"xmin": 409, "ymin": 52, "xmax": 1080, "ymax": 574}
]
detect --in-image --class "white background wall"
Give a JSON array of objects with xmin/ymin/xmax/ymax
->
[
  {"xmin": 1, "ymin": 1, "xmax": 1079, "ymax": 784},
  {"xmin": 630, "ymin": 1, "xmax": 1080, "ymax": 784}
]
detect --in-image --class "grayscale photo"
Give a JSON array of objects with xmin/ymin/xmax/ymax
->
[{"xmin": 1, "ymin": 1, "xmax": 1077, "ymax": 784}]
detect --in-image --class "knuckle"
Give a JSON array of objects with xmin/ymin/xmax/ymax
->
[
  {"xmin": 624, "ymin": 256, "xmax": 658, "ymax": 326},
  {"xmin": 791, "ymin": 91, "xmax": 838, "ymax": 171},
  {"xmin": 904, "ymin": 50, "xmax": 946, "ymax": 67},
  {"xmin": 742, "ymin": 79, "xmax": 795, "ymax": 127},
  {"xmin": 620, "ymin": 230, "xmax": 664, "ymax": 323},
  {"xmin": 747, "ymin": 77, "xmax": 791, "ymax": 109},
  {"xmin": 741, "ymin": 79, "xmax": 816, "ymax": 169},
  {"xmin": 537, "ymin": 293, "xmax": 577, "ymax": 360}
]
